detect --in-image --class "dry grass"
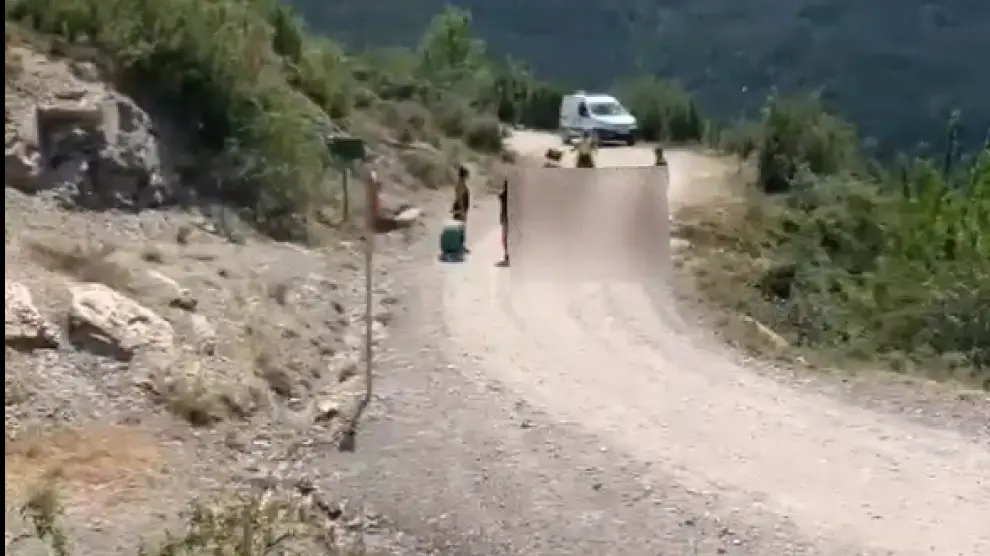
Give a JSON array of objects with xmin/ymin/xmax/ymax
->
[
  {"xmin": 5, "ymin": 423, "xmax": 167, "ymax": 500},
  {"xmin": 400, "ymin": 147, "xmax": 456, "ymax": 188},
  {"xmin": 243, "ymin": 315, "xmax": 338, "ymax": 400},
  {"xmin": 7, "ymin": 480, "xmax": 372, "ymax": 556},
  {"xmin": 145, "ymin": 359, "xmax": 271, "ymax": 427},
  {"xmin": 23, "ymin": 239, "xmax": 134, "ymax": 292}
]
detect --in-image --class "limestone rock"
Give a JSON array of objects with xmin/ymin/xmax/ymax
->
[
  {"xmin": 67, "ymin": 282, "xmax": 175, "ymax": 361},
  {"xmin": 187, "ymin": 313, "xmax": 218, "ymax": 355},
  {"xmin": 4, "ymin": 279, "xmax": 59, "ymax": 350},
  {"xmin": 10, "ymin": 91, "xmax": 177, "ymax": 209},
  {"xmin": 142, "ymin": 269, "xmax": 197, "ymax": 311},
  {"xmin": 739, "ymin": 315, "xmax": 790, "ymax": 351}
]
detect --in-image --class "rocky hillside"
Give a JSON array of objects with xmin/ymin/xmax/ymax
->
[
  {"xmin": 3, "ymin": 1, "xmax": 510, "ymax": 552},
  {"xmin": 4, "ymin": 29, "xmax": 400, "ymax": 556},
  {"xmin": 290, "ymin": 0, "xmax": 990, "ymax": 152}
]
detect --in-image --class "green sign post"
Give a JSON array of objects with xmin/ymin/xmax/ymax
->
[
  {"xmin": 326, "ymin": 136, "xmax": 371, "ymax": 452},
  {"xmin": 327, "ymin": 136, "xmax": 366, "ymax": 163},
  {"xmin": 327, "ymin": 136, "xmax": 367, "ymax": 222}
]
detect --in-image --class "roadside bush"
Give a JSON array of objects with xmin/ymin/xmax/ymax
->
[
  {"xmin": 715, "ymin": 118, "xmax": 764, "ymax": 160},
  {"xmin": 379, "ymin": 100, "xmax": 438, "ymax": 145},
  {"xmin": 464, "ymin": 115, "xmax": 504, "ymax": 152},
  {"xmin": 514, "ymin": 83, "xmax": 565, "ymax": 130},
  {"xmin": 400, "ymin": 147, "xmax": 455, "ymax": 188},
  {"xmin": 615, "ymin": 76, "xmax": 704, "ymax": 143},
  {"xmin": 705, "ymin": 98, "xmax": 990, "ymax": 384},
  {"xmin": 488, "ymin": 60, "xmax": 565, "ymax": 130},
  {"xmin": 755, "ymin": 93, "xmax": 861, "ymax": 194}
]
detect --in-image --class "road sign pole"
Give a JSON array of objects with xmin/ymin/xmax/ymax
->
[
  {"xmin": 363, "ymin": 170, "xmax": 374, "ymax": 430},
  {"xmin": 326, "ymin": 136, "xmax": 369, "ymax": 451}
]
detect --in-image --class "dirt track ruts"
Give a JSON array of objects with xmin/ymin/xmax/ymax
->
[{"xmin": 319, "ymin": 131, "xmax": 989, "ymax": 556}]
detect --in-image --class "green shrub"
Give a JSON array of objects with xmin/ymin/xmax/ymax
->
[
  {"xmin": 464, "ymin": 115, "xmax": 504, "ymax": 152},
  {"xmin": 716, "ymin": 118, "xmax": 764, "ymax": 159},
  {"xmin": 755, "ymin": 93, "xmax": 861, "ymax": 194},
  {"xmin": 487, "ymin": 60, "xmax": 564, "ymax": 130},
  {"xmin": 731, "ymin": 105, "xmax": 990, "ymax": 382},
  {"xmin": 615, "ymin": 76, "xmax": 704, "ymax": 143},
  {"xmin": 401, "ymin": 148, "xmax": 454, "ymax": 189},
  {"xmin": 379, "ymin": 100, "xmax": 437, "ymax": 145}
]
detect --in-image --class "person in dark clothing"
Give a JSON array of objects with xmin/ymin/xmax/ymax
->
[
  {"xmin": 451, "ymin": 164, "xmax": 471, "ymax": 251},
  {"xmin": 498, "ymin": 178, "xmax": 509, "ymax": 266},
  {"xmin": 654, "ymin": 146, "xmax": 668, "ymax": 167}
]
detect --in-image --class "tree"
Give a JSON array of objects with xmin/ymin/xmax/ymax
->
[{"xmin": 416, "ymin": 7, "xmax": 488, "ymax": 92}]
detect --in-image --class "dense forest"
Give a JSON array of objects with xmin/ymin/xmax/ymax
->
[{"xmin": 288, "ymin": 0, "xmax": 990, "ymax": 153}]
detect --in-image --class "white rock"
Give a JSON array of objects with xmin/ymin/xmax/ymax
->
[{"xmin": 67, "ymin": 282, "xmax": 175, "ymax": 361}]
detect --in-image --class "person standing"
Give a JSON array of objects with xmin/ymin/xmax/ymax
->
[
  {"xmin": 498, "ymin": 178, "xmax": 510, "ymax": 266},
  {"xmin": 451, "ymin": 164, "xmax": 471, "ymax": 252},
  {"xmin": 654, "ymin": 146, "xmax": 668, "ymax": 167}
]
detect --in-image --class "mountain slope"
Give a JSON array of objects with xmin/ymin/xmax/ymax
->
[{"xmin": 289, "ymin": 0, "xmax": 990, "ymax": 151}]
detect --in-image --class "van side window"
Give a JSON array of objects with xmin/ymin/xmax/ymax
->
[{"xmin": 577, "ymin": 102, "xmax": 589, "ymax": 117}]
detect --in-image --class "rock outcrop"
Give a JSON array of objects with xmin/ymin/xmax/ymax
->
[
  {"xmin": 6, "ymin": 89, "xmax": 177, "ymax": 209},
  {"xmin": 4, "ymin": 279, "xmax": 59, "ymax": 351},
  {"xmin": 67, "ymin": 282, "xmax": 176, "ymax": 362}
]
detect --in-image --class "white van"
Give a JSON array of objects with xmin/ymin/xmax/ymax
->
[{"xmin": 559, "ymin": 92, "xmax": 638, "ymax": 146}]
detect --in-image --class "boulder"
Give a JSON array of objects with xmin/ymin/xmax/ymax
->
[
  {"xmin": 391, "ymin": 206, "xmax": 422, "ymax": 227},
  {"xmin": 4, "ymin": 280, "xmax": 59, "ymax": 351},
  {"xmin": 67, "ymin": 282, "xmax": 175, "ymax": 362}
]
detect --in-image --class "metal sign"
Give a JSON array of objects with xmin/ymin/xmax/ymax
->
[{"xmin": 327, "ymin": 136, "xmax": 367, "ymax": 166}]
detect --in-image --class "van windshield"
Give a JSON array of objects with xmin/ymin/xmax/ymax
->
[{"xmin": 588, "ymin": 101, "xmax": 626, "ymax": 116}]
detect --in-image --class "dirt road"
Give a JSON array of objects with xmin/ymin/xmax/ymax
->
[{"xmin": 325, "ymin": 131, "xmax": 989, "ymax": 556}]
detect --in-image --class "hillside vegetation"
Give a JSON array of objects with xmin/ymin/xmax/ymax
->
[
  {"xmin": 6, "ymin": 0, "xmax": 515, "ymax": 242},
  {"xmin": 289, "ymin": 0, "xmax": 990, "ymax": 154},
  {"xmin": 686, "ymin": 99, "xmax": 989, "ymax": 388}
]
